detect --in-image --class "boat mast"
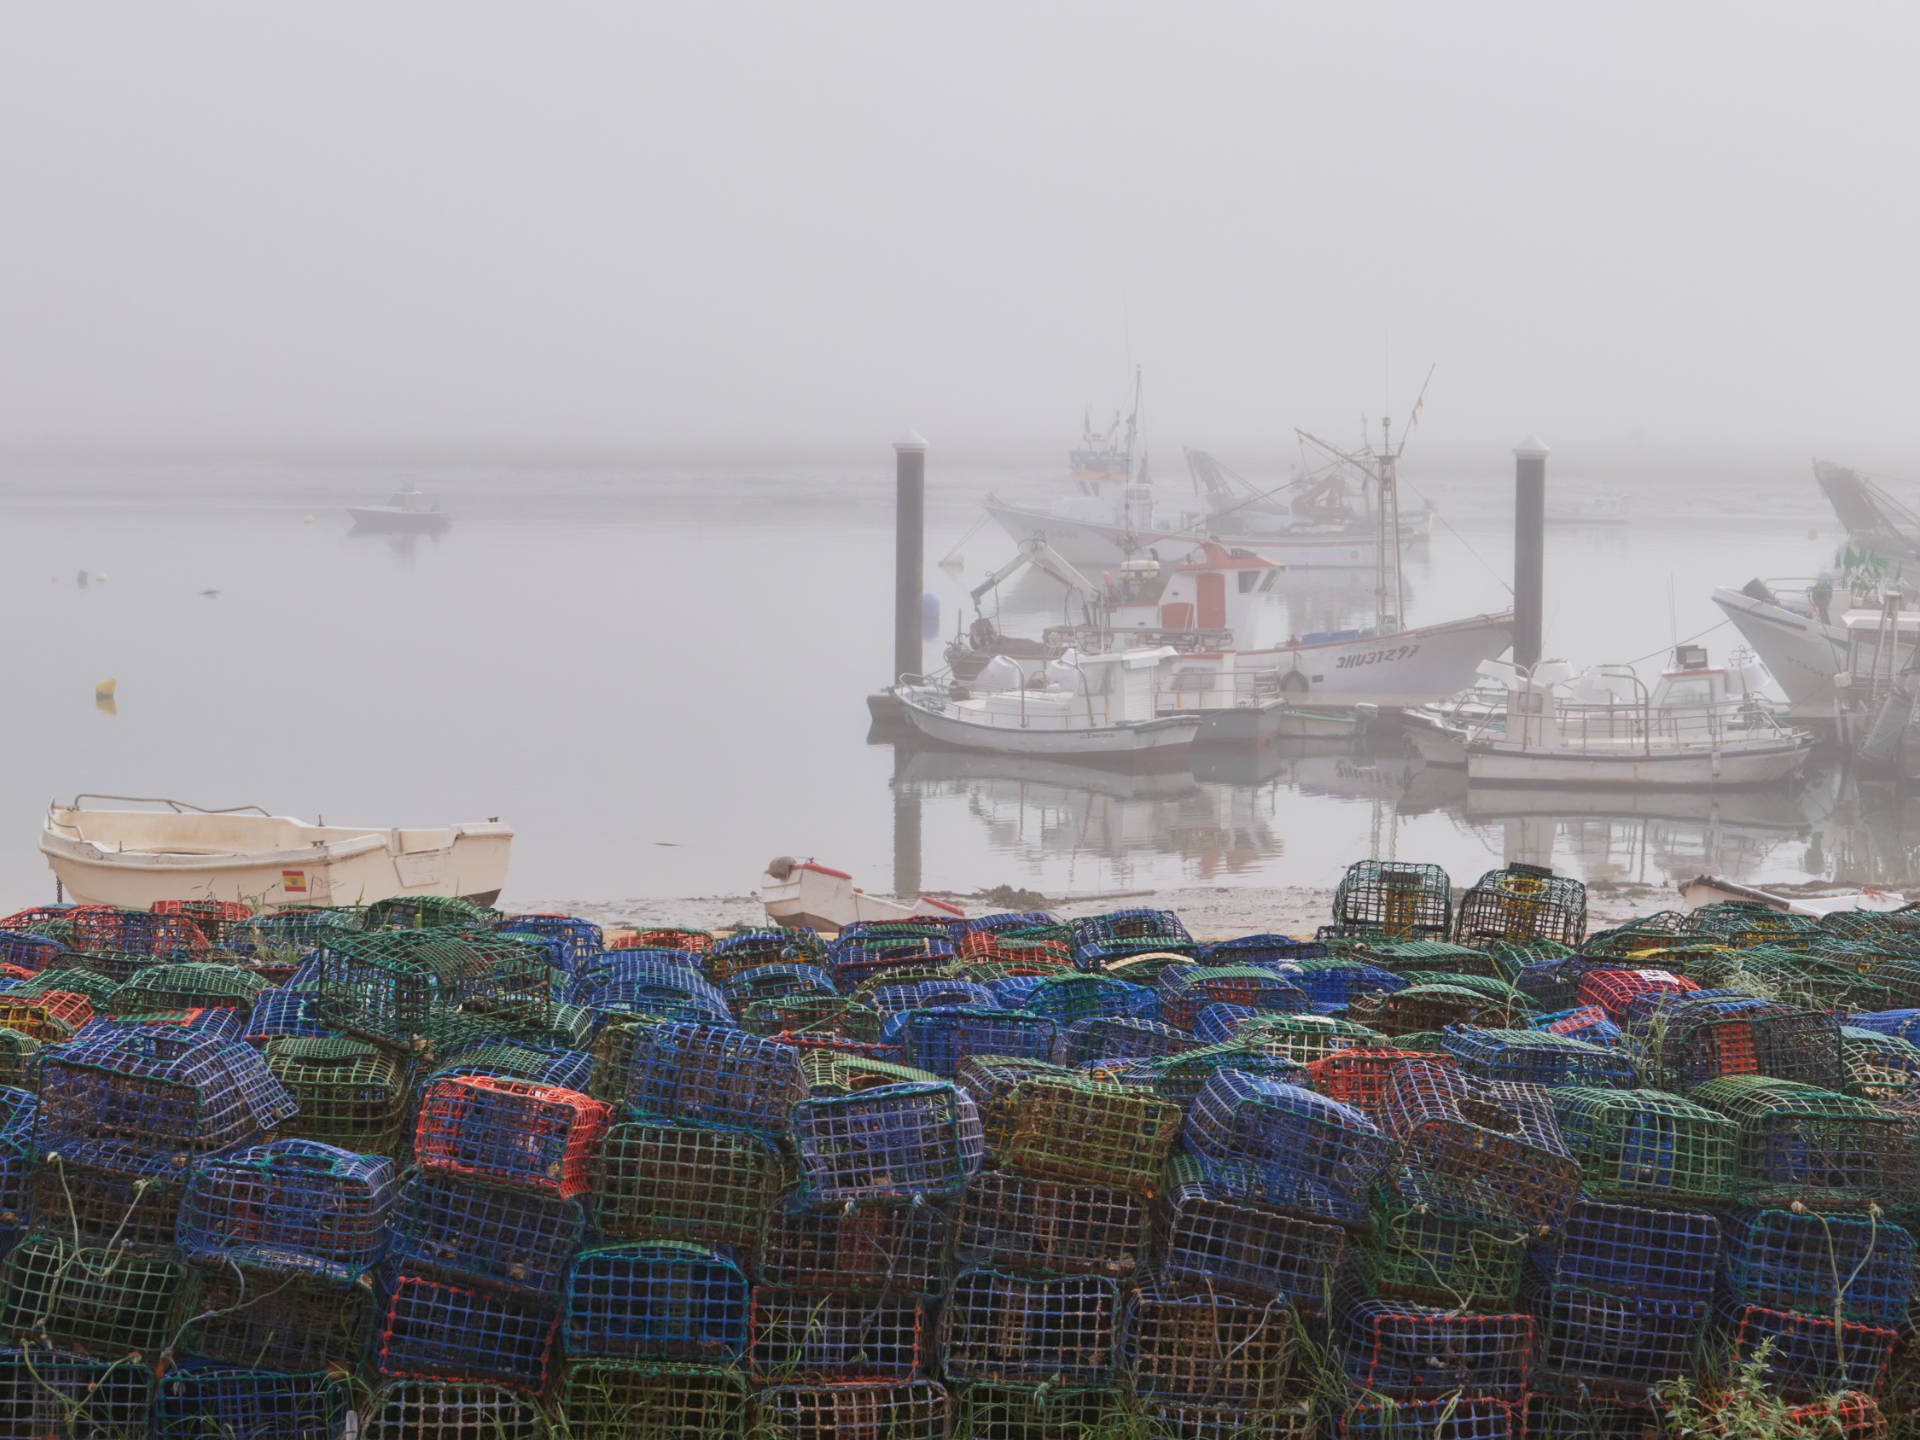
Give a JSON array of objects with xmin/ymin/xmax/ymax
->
[{"xmin": 1375, "ymin": 415, "xmax": 1404, "ymax": 632}]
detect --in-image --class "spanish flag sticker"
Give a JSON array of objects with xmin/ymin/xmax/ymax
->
[{"xmin": 282, "ymin": 870, "xmax": 307, "ymax": 894}]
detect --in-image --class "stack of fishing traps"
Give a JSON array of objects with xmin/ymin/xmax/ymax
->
[{"xmin": 0, "ymin": 873, "xmax": 1918, "ymax": 1438}]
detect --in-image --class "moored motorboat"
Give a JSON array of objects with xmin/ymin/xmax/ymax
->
[
  {"xmin": 1462, "ymin": 667, "xmax": 1814, "ymax": 789},
  {"xmin": 894, "ymin": 648, "xmax": 1203, "ymax": 768},
  {"xmin": 39, "ymin": 796, "xmax": 511, "ymax": 909},
  {"xmin": 348, "ymin": 487, "xmax": 452, "ymax": 534}
]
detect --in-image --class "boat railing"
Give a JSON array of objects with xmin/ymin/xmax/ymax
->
[
  {"xmin": 1156, "ymin": 669, "xmax": 1282, "ymax": 711},
  {"xmin": 1488, "ymin": 695, "xmax": 1799, "ymax": 754},
  {"xmin": 62, "ymin": 794, "xmax": 275, "ymax": 816}
]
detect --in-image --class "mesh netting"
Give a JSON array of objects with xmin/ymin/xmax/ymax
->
[
  {"xmin": 376, "ymin": 1270, "xmax": 558, "ymax": 1393},
  {"xmin": 1715, "ymin": 1294, "xmax": 1897, "ymax": 1401},
  {"xmin": 1381, "ymin": 1061, "xmax": 1580, "ymax": 1231},
  {"xmin": 1358, "ymin": 1192, "xmax": 1528, "ymax": 1309},
  {"xmin": 152, "ymin": 1366, "xmax": 348, "ymax": 1440},
  {"xmin": 177, "ymin": 1139, "xmax": 396, "ymax": 1281},
  {"xmin": 1536, "ymin": 1196, "xmax": 1721, "ymax": 1301},
  {"xmin": 180, "ymin": 1265, "xmax": 377, "ymax": 1373},
  {"xmin": 414, "ymin": 1075, "xmax": 611, "ymax": 1198},
  {"xmin": 993, "ymin": 1074, "xmax": 1182, "ymax": 1195},
  {"xmin": 1720, "ymin": 1206, "xmax": 1915, "ymax": 1326},
  {"xmin": 1154, "ymin": 1153, "xmax": 1347, "ymax": 1310},
  {"xmin": 556, "ymin": 1360, "xmax": 748, "ymax": 1440},
  {"xmin": 390, "ymin": 1170, "xmax": 586, "ymax": 1298},
  {"xmin": 1337, "ymin": 1288, "xmax": 1532, "ymax": 1398},
  {"xmin": 561, "ymin": 1242, "xmax": 748, "ymax": 1363},
  {"xmin": 0, "ymin": 1234, "xmax": 186, "ymax": 1356},
  {"xmin": 1441, "ymin": 1028, "xmax": 1636, "ymax": 1089},
  {"xmin": 589, "ymin": 1118, "xmax": 784, "ymax": 1252},
  {"xmin": 900, "ymin": 1007, "xmax": 1057, "ymax": 1078},
  {"xmin": 1453, "ymin": 865, "xmax": 1586, "ymax": 947},
  {"xmin": 940, "ymin": 1268, "xmax": 1117, "ymax": 1387},
  {"xmin": 617, "ymin": 1022, "xmax": 803, "ymax": 1137},
  {"xmin": 1183, "ymin": 1072, "xmax": 1388, "ymax": 1224},
  {"xmin": 1333, "ymin": 860, "xmax": 1453, "ymax": 938},
  {"xmin": 754, "ymin": 1378, "xmax": 952, "ymax": 1440},
  {"xmin": 361, "ymin": 1379, "xmax": 547, "ymax": 1440},
  {"xmin": 0, "ymin": 1346, "xmax": 155, "ymax": 1440},
  {"xmin": 791, "ymin": 1080, "xmax": 983, "ymax": 1203},
  {"xmin": 759, "ymin": 1193, "xmax": 951, "ymax": 1297},
  {"xmin": 1119, "ymin": 1282, "xmax": 1294, "ymax": 1407},
  {"xmin": 1549, "ymin": 1085, "xmax": 1738, "ymax": 1205},
  {"xmin": 748, "ymin": 1284, "xmax": 926, "ymax": 1380},
  {"xmin": 1690, "ymin": 1075, "xmax": 1920, "ymax": 1210},
  {"xmin": 953, "ymin": 1171, "xmax": 1148, "ymax": 1279},
  {"xmin": 1526, "ymin": 1280, "xmax": 1705, "ymax": 1396}
]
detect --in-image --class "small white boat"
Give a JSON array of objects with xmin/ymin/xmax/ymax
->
[
  {"xmin": 897, "ymin": 648, "xmax": 1202, "ymax": 766},
  {"xmin": 348, "ymin": 487, "xmax": 452, "ymax": 535},
  {"xmin": 1463, "ymin": 664, "xmax": 1814, "ymax": 789},
  {"xmin": 1712, "ymin": 578, "xmax": 1855, "ymax": 714},
  {"xmin": 758, "ymin": 857, "xmax": 966, "ymax": 932},
  {"xmin": 39, "ymin": 796, "xmax": 512, "ymax": 909},
  {"xmin": 1678, "ymin": 874, "xmax": 1907, "ymax": 917}
]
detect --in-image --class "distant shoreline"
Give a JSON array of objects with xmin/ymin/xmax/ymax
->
[{"xmin": 514, "ymin": 881, "xmax": 1681, "ymax": 937}]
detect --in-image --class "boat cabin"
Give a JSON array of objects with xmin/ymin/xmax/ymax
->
[{"xmin": 1100, "ymin": 542, "xmax": 1282, "ymax": 638}]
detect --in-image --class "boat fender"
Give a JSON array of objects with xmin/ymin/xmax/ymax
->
[
  {"xmin": 767, "ymin": 855, "xmax": 797, "ymax": 881},
  {"xmin": 1280, "ymin": 670, "xmax": 1310, "ymax": 695}
]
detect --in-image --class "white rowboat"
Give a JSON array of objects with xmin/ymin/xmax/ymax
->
[{"xmin": 39, "ymin": 796, "xmax": 512, "ymax": 910}]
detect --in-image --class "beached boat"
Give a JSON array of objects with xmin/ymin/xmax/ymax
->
[
  {"xmin": 348, "ymin": 487, "xmax": 452, "ymax": 535},
  {"xmin": 759, "ymin": 856, "xmax": 965, "ymax": 931},
  {"xmin": 39, "ymin": 796, "xmax": 512, "ymax": 909},
  {"xmin": 1462, "ymin": 665, "xmax": 1814, "ymax": 789},
  {"xmin": 895, "ymin": 648, "xmax": 1203, "ymax": 766}
]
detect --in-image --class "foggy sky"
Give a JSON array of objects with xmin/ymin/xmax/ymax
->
[{"xmin": 1, "ymin": 2, "xmax": 1915, "ymax": 459}]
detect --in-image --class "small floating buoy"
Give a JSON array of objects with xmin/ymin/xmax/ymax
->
[
  {"xmin": 199, "ymin": 588, "xmax": 220, "ymax": 598},
  {"xmin": 303, "ymin": 513, "xmax": 316, "ymax": 524},
  {"xmin": 95, "ymin": 678, "xmax": 116, "ymax": 700},
  {"xmin": 77, "ymin": 571, "xmax": 88, "ymax": 588}
]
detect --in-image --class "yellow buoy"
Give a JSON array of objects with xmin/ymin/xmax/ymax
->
[{"xmin": 95, "ymin": 678, "xmax": 116, "ymax": 700}]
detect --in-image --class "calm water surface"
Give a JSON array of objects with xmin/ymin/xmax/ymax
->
[{"xmin": 0, "ymin": 455, "xmax": 1908, "ymax": 910}]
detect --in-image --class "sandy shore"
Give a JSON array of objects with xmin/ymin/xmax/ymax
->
[{"xmin": 513, "ymin": 879, "xmax": 1683, "ymax": 939}]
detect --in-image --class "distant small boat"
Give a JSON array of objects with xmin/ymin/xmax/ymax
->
[
  {"xmin": 40, "ymin": 795, "xmax": 511, "ymax": 909},
  {"xmin": 759, "ymin": 856, "xmax": 965, "ymax": 931},
  {"xmin": 348, "ymin": 488, "xmax": 451, "ymax": 534}
]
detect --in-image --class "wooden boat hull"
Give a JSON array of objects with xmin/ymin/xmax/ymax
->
[
  {"xmin": 1465, "ymin": 736, "xmax": 1814, "ymax": 789},
  {"xmin": 1194, "ymin": 702, "xmax": 1364, "ymax": 745},
  {"xmin": 1232, "ymin": 613, "xmax": 1516, "ymax": 709},
  {"xmin": 39, "ymin": 805, "xmax": 512, "ymax": 909},
  {"xmin": 898, "ymin": 696, "xmax": 1201, "ymax": 768}
]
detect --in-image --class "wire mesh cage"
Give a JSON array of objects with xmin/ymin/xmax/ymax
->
[
  {"xmin": 899, "ymin": 1007, "xmax": 1057, "ymax": 1078},
  {"xmin": 1627, "ymin": 996, "xmax": 1847, "ymax": 1093},
  {"xmin": 1549, "ymin": 1085, "xmax": 1738, "ymax": 1205},
  {"xmin": 108, "ymin": 961, "xmax": 274, "ymax": 1020},
  {"xmin": 0, "ymin": 930, "xmax": 60, "ymax": 975},
  {"xmin": 15, "ymin": 964, "xmax": 124, "ymax": 1007},
  {"xmin": 1349, "ymin": 984, "xmax": 1516, "ymax": 1037},
  {"xmin": 561, "ymin": 1243, "xmax": 749, "ymax": 1363},
  {"xmin": 1156, "ymin": 967, "xmax": 1307, "ymax": 1032},
  {"xmin": 1302, "ymin": 1049, "xmax": 1442, "ymax": 1118},
  {"xmin": 1072, "ymin": 909, "xmax": 1192, "ymax": 954},
  {"xmin": 1524, "ymin": 1392, "xmax": 1659, "ymax": 1440},
  {"xmin": 1719, "ymin": 1207, "xmax": 1915, "ymax": 1327},
  {"xmin": 315, "ymin": 929, "xmax": 550, "ymax": 1039},
  {"xmin": 1357, "ymin": 1192, "xmax": 1528, "ymax": 1310},
  {"xmin": 1781, "ymin": 1392, "xmax": 1892, "ymax": 1440},
  {"xmin": 257, "ymin": 1037, "xmax": 408, "ymax": 1157},
  {"xmin": 414, "ymin": 1075, "xmax": 611, "ymax": 1198},
  {"xmin": 1683, "ymin": 900, "xmax": 1816, "ymax": 948},
  {"xmin": 1010, "ymin": 974, "xmax": 1159, "ymax": 1027},
  {"xmin": 1575, "ymin": 967, "xmax": 1702, "ymax": 1021},
  {"xmin": 724, "ymin": 961, "xmax": 838, "ymax": 1008},
  {"xmin": 556, "ymin": 1360, "xmax": 749, "ymax": 1440},
  {"xmin": 389, "ymin": 1169, "xmax": 586, "ymax": 1298},
  {"xmin": 180, "ymin": 1265, "xmax": 377, "ymax": 1374},
  {"xmin": 1380, "ymin": 1062, "xmax": 1581, "ymax": 1231},
  {"xmin": 1715, "ymin": 1294, "xmax": 1898, "ymax": 1401},
  {"xmin": 940, "ymin": 1268, "xmax": 1118, "ymax": 1387},
  {"xmin": 430, "ymin": 1036, "xmax": 593, "ymax": 1091},
  {"xmin": 245, "ymin": 986, "xmax": 336, "ymax": 1044},
  {"xmin": 153, "ymin": 1366, "xmax": 348, "ymax": 1440},
  {"xmin": 0, "ymin": 1346, "xmax": 156, "ymax": 1440},
  {"xmin": 797, "ymin": 1050, "xmax": 938, "ymax": 1096},
  {"xmin": 960, "ymin": 911, "xmax": 1061, "ymax": 938},
  {"xmin": 73, "ymin": 907, "xmax": 212, "ymax": 958},
  {"xmin": 589, "ymin": 1118, "xmax": 785, "ymax": 1252},
  {"xmin": 178, "ymin": 1139, "xmax": 396, "ymax": 1281},
  {"xmin": 1535, "ymin": 1197, "xmax": 1721, "ymax": 1300},
  {"xmin": 0, "ymin": 1234, "xmax": 187, "ymax": 1356},
  {"xmin": 36, "ymin": 1031, "xmax": 296, "ymax": 1171},
  {"xmin": 25, "ymin": 1150, "xmax": 184, "ymax": 1252},
  {"xmin": 1266, "ymin": 957, "xmax": 1407, "ymax": 1014},
  {"xmin": 741, "ymin": 994, "xmax": 886, "ymax": 1043},
  {"xmin": 617, "ymin": 1022, "xmax": 804, "ymax": 1137},
  {"xmin": 1119, "ymin": 1282, "xmax": 1294, "ymax": 1407},
  {"xmin": 1333, "ymin": 861, "xmax": 1453, "ymax": 939},
  {"xmin": 1337, "ymin": 1289, "xmax": 1532, "ymax": 1399},
  {"xmin": 498, "ymin": 913, "xmax": 604, "ymax": 973},
  {"xmin": 362, "ymin": 895, "xmax": 500, "ymax": 932},
  {"xmin": 956, "ymin": 1381, "xmax": 1129, "ymax": 1440},
  {"xmin": 0, "ymin": 990, "xmax": 94, "ymax": 1042},
  {"xmin": 865, "ymin": 979, "xmax": 999, "ymax": 1019},
  {"xmin": 953, "ymin": 1171, "xmax": 1148, "ymax": 1280},
  {"xmin": 1154, "ymin": 1153, "xmax": 1347, "ymax": 1309},
  {"xmin": 993, "ymin": 1074, "xmax": 1182, "ymax": 1195},
  {"xmin": 376, "ymin": 1270, "xmax": 558, "ymax": 1394},
  {"xmin": 790, "ymin": 1080, "xmax": 983, "ymax": 1203},
  {"xmin": 829, "ymin": 938, "xmax": 959, "ymax": 993},
  {"xmin": 758, "ymin": 1191, "xmax": 951, "ymax": 1297},
  {"xmin": 755, "ymin": 1377, "xmax": 953, "ymax": 1440},
  {"xmin": 1453, "ymin": 865, "xmax": 1587, "ymax": 947},
  {"xmin": 1440, "ymin": 1028, "xmax": 1636, "ymax": 1089},
  {"xmin": 361, "ymin": 1379, "xmax": 546, "ymax": 1440},
  {"xmin": 748, "ymin": 1284, "xmax": 927, "ymax": 1380},
  {"xmin": 619, "ymin": 925, "xmax": 716, "ymax": 955},
  {"xmin": 1533, "ymin": 1005, "xmax": 1621, "ymax": 1046},
  {"xmin": 1054, "ymin": 1015, "xmax": 1198, "ymax": 1067},
  {"xmin": 1336, "ymin": 1395, "xmax": 1524, "ymax": 1440},
  {"xmin": 1525, "ymin": 1281, "xmax": 1705, "ymax": 1396},
  {"xmin": 1182, "ymin": 1072, "xmax": 1388, "ymax": 1225},
  {"xmin": 1689, "ymin": 1075, "xmax": 1920, "ymax": 1211},
  {"xmin": 1230, "ymin": 1014, "xmax": 1388, "ymax": 1067}
]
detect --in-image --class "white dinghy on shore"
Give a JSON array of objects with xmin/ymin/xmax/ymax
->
[
  {"xmin": 759, "ymin": 856, "xmax": 965, "ymax": 932},
  {"xmin": 38, "ymin": 795, "xmax": 512, "ymax": 910}
]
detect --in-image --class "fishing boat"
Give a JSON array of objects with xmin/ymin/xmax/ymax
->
[
  {"xmin": 348, "ymin": 487, "xmax": 452, "ymax": 535},
  {"xmin": 758, "ymin": 856, "xmax": 965, "ymax": 931},
  {"xmin": 1461, "ymin": 663, "xmax": 1814, "ymax": 789},
  {"xmin": 894, "ymin": 647, "xmax": 1203, "ymax": 767},
  {"xmin": 38, "ymin": 795, "xmax": 512, "ymax": 909}
]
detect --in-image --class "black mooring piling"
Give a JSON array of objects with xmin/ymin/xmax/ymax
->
[
  {"xmin": 1513, "ymin": 437, "xmax": 1548, "ymax": 671},
  {"xmin": 894, "ymin": 433, "xmax": 928, "ymax": 685}
]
